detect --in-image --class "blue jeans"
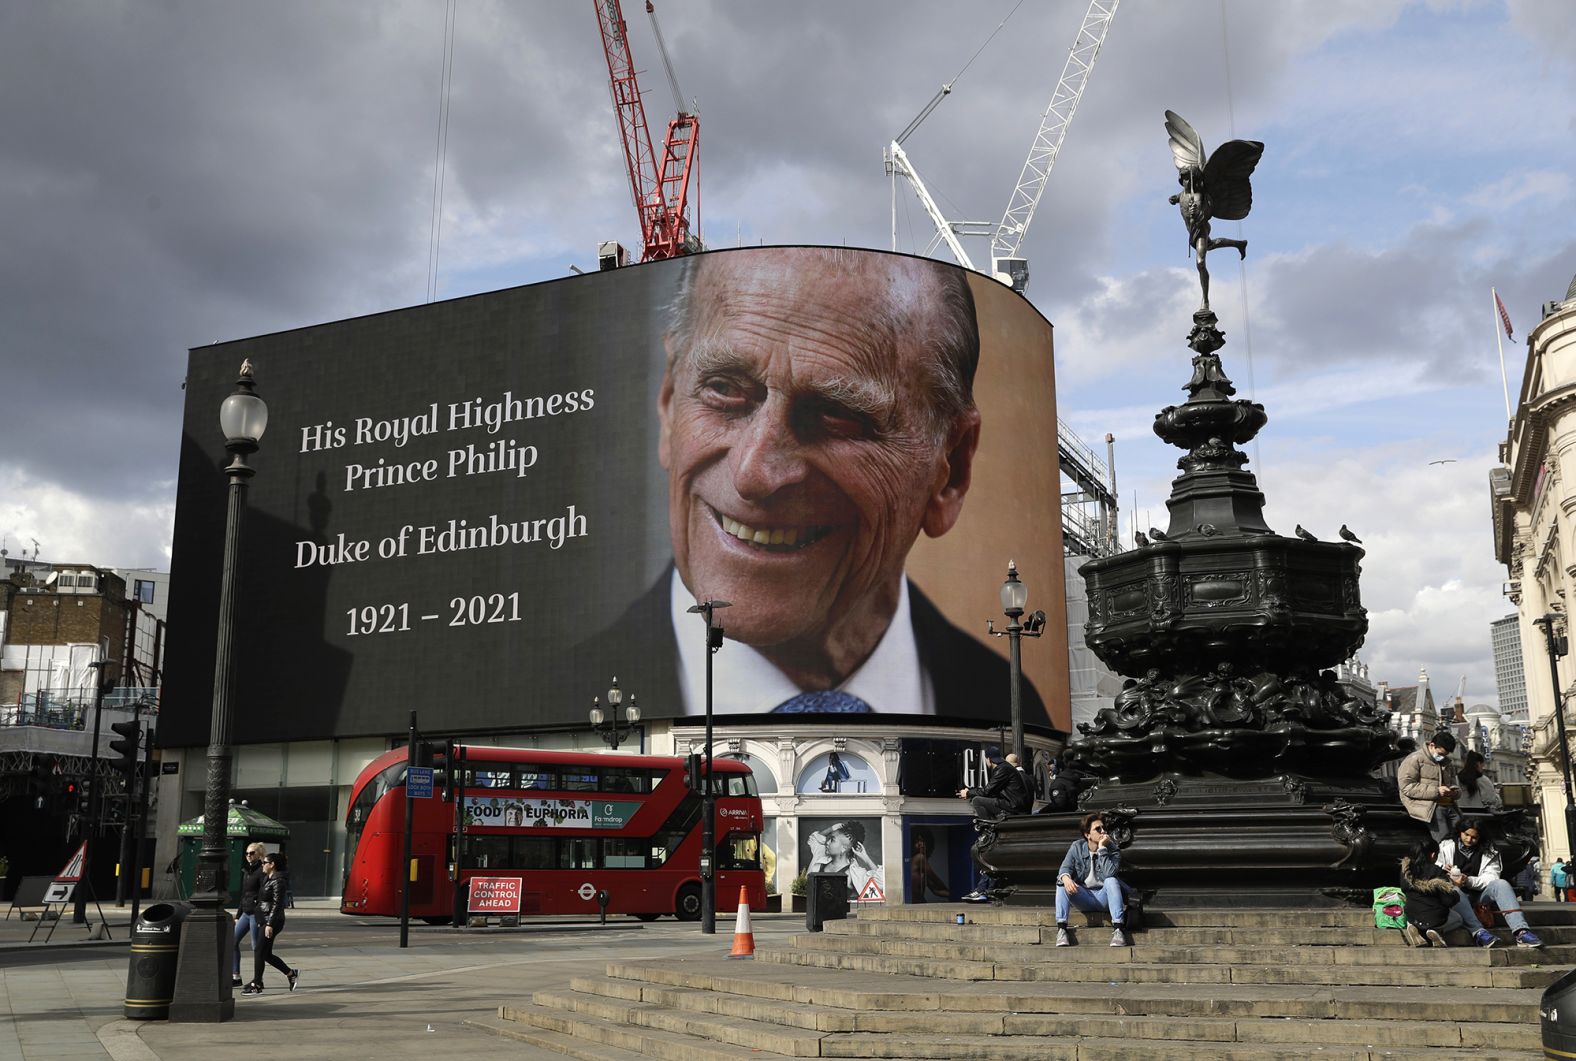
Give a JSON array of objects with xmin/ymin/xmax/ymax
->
[
  {"xmin": 1431, "ymin": 890, "xmax": 1488, "ymax": 935},
  {"xmin": 1055, "ymin": 878, "xmax": 1125, "ymax": 925},
  {"xmin": 1466, "ymin": 878, "xmax": 1529, "ymax": 933},
  {"xmin": 233, "ymin": 911, "xmax": 260, "ymax": 975}
]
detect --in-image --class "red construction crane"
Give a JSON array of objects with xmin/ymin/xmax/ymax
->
[{"xmin": 592, "ymin": 0, "xmax": 700, "ymax": 262}]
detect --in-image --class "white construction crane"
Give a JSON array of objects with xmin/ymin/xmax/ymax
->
[
  {"xmin": 886, "ymin": 0, "xmax": 1119, "ymax": 293},
  {"xmin": 1449, "ymin": 674, "xmax": 1467, "ymax": 715}
]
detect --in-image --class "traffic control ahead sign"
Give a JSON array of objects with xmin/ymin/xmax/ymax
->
[{"xmin": 467, "ymin": 876, "xmax": 523, "ymax": 914}]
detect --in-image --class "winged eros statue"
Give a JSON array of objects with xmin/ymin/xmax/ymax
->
[{"xmin": 1165, "ymin": 110, "xmax": 1263, "ymax": 313}]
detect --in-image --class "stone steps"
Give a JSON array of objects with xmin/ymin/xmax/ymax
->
[
  {"xmin": 826, "ymin": 914, "xmax": 1576, "ymax": 948},
  {"xmin": 862, "ymin": 903, "xmax": 1576, "ymax": 929},
  {"xmin": 761, "ymin": 944, "xmax": 1562, "ymax": 989},
  {"xmin": 493, "ymin": 995, "xmax": 1541, "ymax": 1061},
  {"xmin": 803, "ymin": 927, "xmax": 1569, "ymax": 966},
  {"xmin": 483, "ymin": 904, "xmax": 1559, "ymax": 1057},
  {"xmin": 592, "ymin": 961, "xmax": 1540, "ymax": 1023},
  {"xmin": 558, "ymin": 967, "xmax": 1542, "ymax": 1049}
]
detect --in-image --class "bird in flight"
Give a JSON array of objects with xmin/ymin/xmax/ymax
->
[{"xmin": 1428, "ymin": 459, "xmax": 1457, "ymax": 466}]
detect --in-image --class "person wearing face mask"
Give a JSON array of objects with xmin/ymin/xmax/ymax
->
[{"xmin": 1397, "ymin": 730, "xmax": 1461, "ymax": 841}]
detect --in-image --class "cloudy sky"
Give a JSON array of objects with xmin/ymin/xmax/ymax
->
[{"xmin": 3, "ymin": 0, "xmax": 1573, "ymax": 707}]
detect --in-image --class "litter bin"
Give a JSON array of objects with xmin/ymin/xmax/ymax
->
[
  {"xmin": 805, "ymin": 872, "xmax": 849, "ymax": 932},
  {"xmin": 1543, "ymin": 966, "xmax": 1576, "ymax": 1055},
  {"xmin": 125, "ymin": 902, "xmax": 191, "ymax": 1020}
]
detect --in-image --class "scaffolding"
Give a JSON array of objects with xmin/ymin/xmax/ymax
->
[{"xmin": 1059, "ymin": 418, "xmax": 1118, "ymax": 559}]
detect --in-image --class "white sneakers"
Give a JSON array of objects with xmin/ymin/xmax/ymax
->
[{"xmin": 1055, "ymin": 926, "xmax": 1129, "ymax": 947}]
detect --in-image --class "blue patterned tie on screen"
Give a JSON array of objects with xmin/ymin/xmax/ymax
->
[{"xmin": 771, "ymin": 690, "xmax": 873, "ymax": 713}]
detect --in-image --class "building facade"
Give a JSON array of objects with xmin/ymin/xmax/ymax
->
[
  {"xmin": 0, "ymin": 561, "xmax": 167, "ymax": 899},
  {"xmin": 152, "ymin": 719, "xmax": 1062, "ymax": 903},
  {"xmin": 1491, "ymin": 272, "xmax": 1576, "ymax": 862},
  {"xmin": 1491, "ymin": 613, "xmax": 1530, "ymax": 724}
]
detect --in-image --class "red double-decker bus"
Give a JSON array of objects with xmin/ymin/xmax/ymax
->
[{"xmin": 340, "ymin": 745, "xmax": 765, "ymax": 922}]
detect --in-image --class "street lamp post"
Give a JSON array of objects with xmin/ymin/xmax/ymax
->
[
  {"xmin": 169, "ymin": 360, "xmax": 267, "ymax": 1023},
  {"xmin": 589, "ymin": 677, "xmax": 641, "ymax": 751},
  {"xmin": 686, "ymin": 599, "xmax": 730, "ymax": 934},
  {"xmin": 1535, "ymin": 614, "xmax": 1576, "ymax": 859},
  {"xmin": 986, "ymin": 561, "xmax": 1044, "ymax": 767},
  {"xmin": 72, "ymin": 660, "xmax": 112, "ymax": 927}
]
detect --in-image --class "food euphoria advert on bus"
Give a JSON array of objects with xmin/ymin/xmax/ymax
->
[
  {"xmin": 165, "ymin": 247, "xmax": 1066, "ymax": 746},
  {"xmin": 462, "ymin": 797, "xmax": 640, "ymax": 829}
]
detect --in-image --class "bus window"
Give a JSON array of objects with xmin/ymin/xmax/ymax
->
[
  {"xmin": 469, "ymin": 765, "xmax": 514, "ymax": 788},
  {"xmin": 562, "ymin": 837, "xmax": 597, "ymax": 870},
  {"xmin": 711, "ymin": 772, "xmax": 757, "ymax": 797},
  {"xmin": 601, "ymin": 767, "xmax": 652, "ymax": 794},
  {"xmin": 517, "ymin": 769, "xmax": 552, "ymax": 790},
  {"xmin": 346, "ymin": 761, "xmax": 406, "ymax": 852},
  {"xmin": 515, "ymin": 838, "xmax": 556, "ymax": 869},
  {"xmin": 560, "ymin": 769, "xmax": 598, "ymax": 792},
  {"xmin": 603, "ymin": 838, "xmax": 648, "ymax": 869},
  {"xmin": 717, "ymin": 833, "xmax": 762, "ymax": 870},
  {"xmin": 464, "ymin": 836, "xmax": 511, "ymax": 869}
]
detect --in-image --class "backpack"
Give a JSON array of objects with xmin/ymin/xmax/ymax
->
[
  {"xmin": 1372, "ymin": 886, "xmax": 1406, "ymax": 930},
  {"xmin": 1044, "ymin": 776, "xmax": 1078, "ymax": 812}
]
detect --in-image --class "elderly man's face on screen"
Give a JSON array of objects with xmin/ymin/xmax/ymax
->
[{"xmin": 659, "ymin": 249, "xmax": 980, "ymax": 659}]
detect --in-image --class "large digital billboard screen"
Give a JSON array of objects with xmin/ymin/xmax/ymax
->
[{"xmin": 163, "ymin": 247, "xmax": 1067, "ymax": 746}]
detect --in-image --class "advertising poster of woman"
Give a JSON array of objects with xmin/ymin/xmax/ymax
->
[{"xmin": 800, "ymin": 817, "xmax": 883, "ymax": 901}]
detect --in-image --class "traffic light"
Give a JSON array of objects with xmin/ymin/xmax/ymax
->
[
  {"xmin": 62, "ymin": 777, "xmax": 90, "ymax": 817},
  {"xmin": 109, "ymin": 719, "xmax": 141, "ymax": 776},
  {"xmin": 685, "ymin": 753, "xmax": 704, "ymax": 794}
]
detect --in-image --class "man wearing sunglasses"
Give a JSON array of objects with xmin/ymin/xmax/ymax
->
[{"xmin": 1053, "ymin": 812, "xmax": 1130, "ymax": 947}]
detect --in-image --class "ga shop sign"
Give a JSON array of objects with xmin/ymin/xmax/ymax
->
[
  {"xmin": 467, "ymin": 876, "xmax": 523, "ymax": 914},
  {"xmin": 463, "ymin": 796, "xmax": 639, "ymax": 829}
]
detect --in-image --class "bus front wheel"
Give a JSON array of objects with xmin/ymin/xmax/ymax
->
[{"xmin": 675, "ymin": 884, "xmax": 702, "ymax": 922}]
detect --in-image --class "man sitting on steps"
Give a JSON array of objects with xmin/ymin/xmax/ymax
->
[
  {"xmin": 958, "ymin": 746, "xmax": 1030, "ymax": 902},
  {"xmin": 1054, "ymin": 812, "xmax": 1130, "ymax": 948},
  {"xmin": 958, "ymin": 746, "xmax": 1030, "ymax": 821}
]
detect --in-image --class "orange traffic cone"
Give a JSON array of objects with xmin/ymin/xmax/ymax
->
[{"xmin": 729, "ymin": 885, "xmax": 755, "ymax": 959}]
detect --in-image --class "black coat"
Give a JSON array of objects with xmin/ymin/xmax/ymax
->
[
  {"xmin": 1400, "ymin": 856, "xmax": 1458, "ymax": 931},
  {"xmin": 971, "ymin": 760, "xmax": 1030, "ymax": 813},
  {"xmin": 236, "ymin": 861, "xmax": 265, "ymax": 915},
  {"xmin": 580, "ymin": 569, "xmax": 1047, "ymax": 723},
  {"xmin": 257, "ymin": 872, "xmax": 290, "ymax": 931}
]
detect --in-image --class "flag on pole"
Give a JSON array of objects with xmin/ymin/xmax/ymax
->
[{"xmin": 1495, "ymin": 290, "xmax": 1514, "ymax": 341}]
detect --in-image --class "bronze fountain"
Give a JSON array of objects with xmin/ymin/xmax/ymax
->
[{"xmin": 978, "ymin": 113, "xmax": 1484, "ymax": 905}]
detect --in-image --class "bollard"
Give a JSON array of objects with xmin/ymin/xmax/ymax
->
[
  {"xmin": 597, "ymin": 889, "xmax": 610, "ymax": 926},
  {"xmin": 125, "ymin": 902, "xmax": 192, "ymax": 1020}
]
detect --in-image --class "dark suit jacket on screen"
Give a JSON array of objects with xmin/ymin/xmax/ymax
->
[{"xmin": 580, "ymin": 568, "xmax": 1046, "ymax": 723}]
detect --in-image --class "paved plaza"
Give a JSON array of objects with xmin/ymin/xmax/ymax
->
[{"xmin": 0, "ymin": 898, "xmax": 803, "ymax": 1061}]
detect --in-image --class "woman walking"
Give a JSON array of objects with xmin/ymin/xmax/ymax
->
[
  {"xmin": 231, "ymin": 843, "xmax": 267, "ymax": 987},
  {"xmin": 242, "ymin": 852, "xmax": 299, "ymax": 995}
]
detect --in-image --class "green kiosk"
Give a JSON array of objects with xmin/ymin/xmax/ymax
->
[{"xmin": 174, "ymin": 801, "xmax": 290, "ymax": 899}]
